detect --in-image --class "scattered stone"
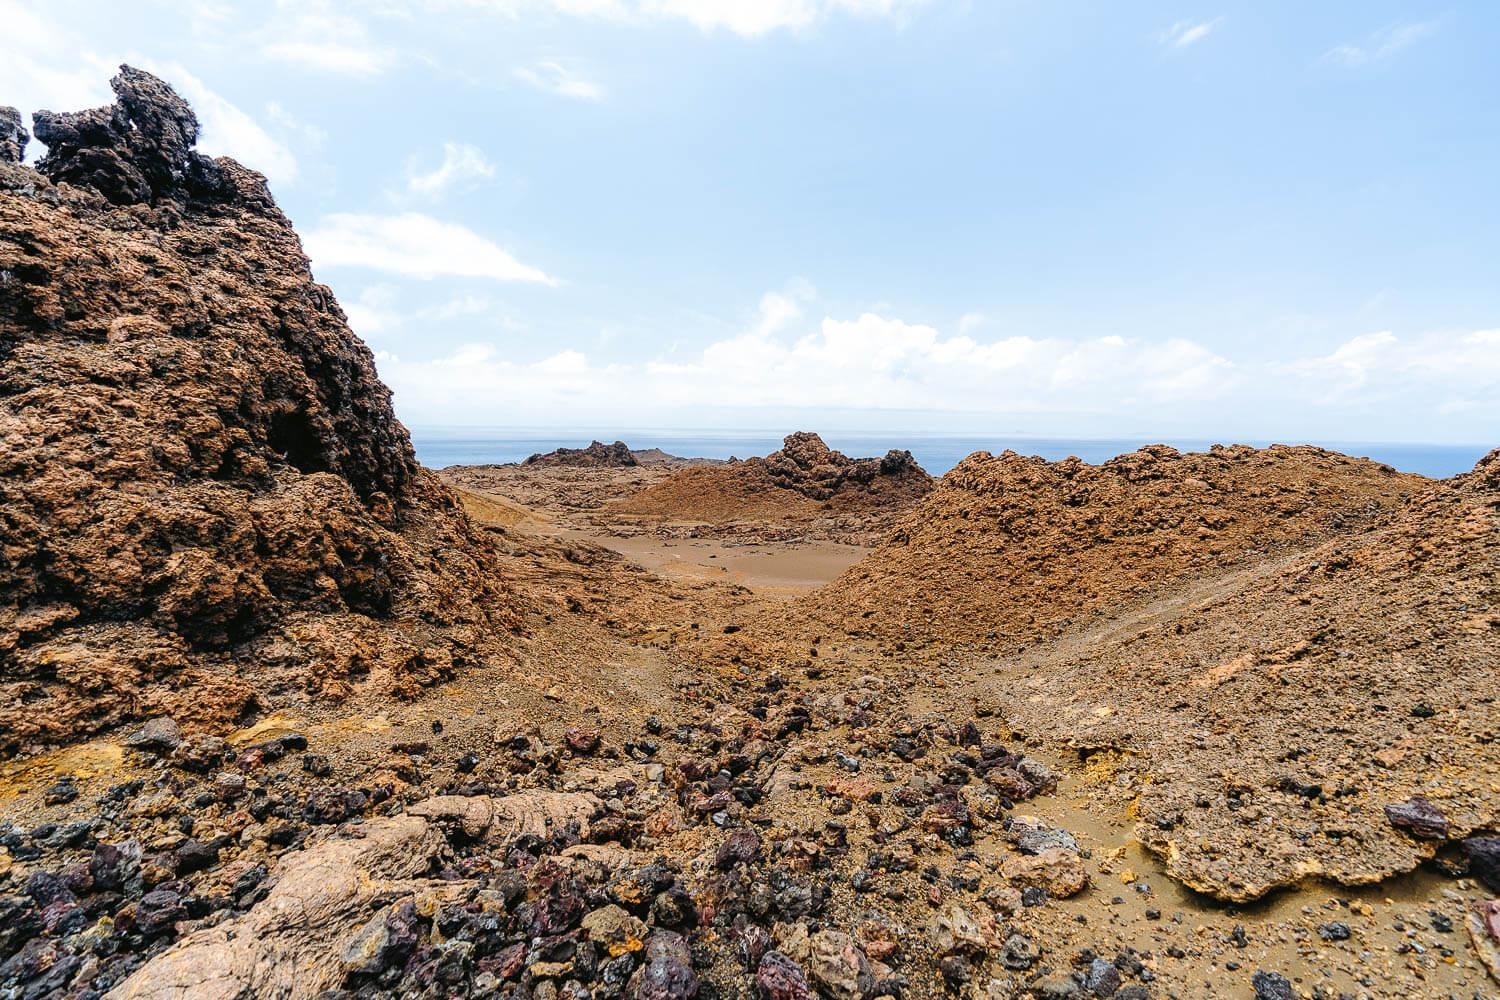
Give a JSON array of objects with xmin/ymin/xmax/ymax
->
[
  {"xmin": 1464, "ymin": 836, "xmax": 1500, "ymax": 892},
  {"xmin": 582, "ymin": 904, "xmax": 649, "ymax": 956},
  {"xmin": 939, "ymin": 954, "xmax": 972, "ymax": 986},
  {"xmin": 565, "ymin": 726, "xmax": 602, "ymax": 756},
  {"xmin": 1319, "ymin": 921, "xmax": 1351, "ymax": 941},
  {"xmin": 42, "ymin": 779, "xmax": 78, "ymax": 806},
  {"xmin": 215, "ymin": 772, "xmax": 247, "ymax": 802},
  {"xmin": 90, "ymin": 839, "xmax": 143, "ymax": 891},
  {"xmin": 999, "ymin": 934, "xmax": 1039, "ymax": 970},
  {"xmin": 1007, "ymin": 815, "xmax": 1079, "ymax": 855},
  {"xmin": 634, "ymin": 955, "xmax": 698, "ymax": 1000},
  {"xmin": 1251, "ymin": 970, "xmax": 1294, "ymax": 1000},
  {"xmin": 1001, "ymin": 848, "xmax": 1088, "ymax": 897},
  {"xmin": 1384, "ymin": 794, "xmax": 1449, "ymax": 839},
  {"xmin": 125, "ymin": 717, "xmax": 184, "ymax": 753},
  {"xmin": 1084, "ymin": 957, "xmax": 1121, "ymax": 997},
  {"xmin": 716, "ymin": 828, "xmax": 761, "ymax": 870},
  {"xmin": 171, "ymin": 735, "xmax": 231, "ymax": 773},
  {"xmin": 757, "ymin": 950, "xmax": 815, "ymax": 1000},
  {"xmin": 930, "ymin": 905, "xmax": 989, "ymax": 956},
  {"xmin": 805, "ymin": 930, "xmax": 874, "ymax": 1000}
]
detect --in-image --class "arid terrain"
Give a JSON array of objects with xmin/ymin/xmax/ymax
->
[{"xmin": 1, "ymin": 69, "xmax": 1498, "ymax": 1000}]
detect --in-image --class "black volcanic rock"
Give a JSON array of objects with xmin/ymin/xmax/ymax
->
[
  {"xmin": 31, "ymin": 66, "xmax": 233, "ymax": 205},
  {"xmin": 0, "ymin": 106, "xmax": 25, "ymax": 164}
]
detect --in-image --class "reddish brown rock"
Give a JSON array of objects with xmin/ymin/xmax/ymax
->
[
  {"xmin": 1001, "ymin": 848, "xmax": 1089, "ymax": 897},
  {"xmin": 0, "ymin": 66, "xmax": 522, "ymax": 754}
]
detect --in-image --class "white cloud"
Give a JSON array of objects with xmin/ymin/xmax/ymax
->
[
  {"xmin": 303, "ymin": 212, "xmax": 557, "ymax": 284},
  {"xmin": 957, "ymin": 312, "xmax": 984, "ymax": 335},
  {"xmin": 376, "ymin": 298, "xmax": 1244, "ymax": 423},
  {"xmin": 404, "ymin": 142, "xmax": 497, "ymax": 198},
  {"xmin": 1322, "ymin": 20, "xmax": 1437, "ymax": 67},
  {"xmin": 1280, "ymin": 329, "xmax": 1500, "ymax": 406},
  {"xmin": 371, "ymin": 287, "xmax": 1500, "ymax": 441},
  {"xmin": 345, "ymin": 287, "xmax": 498, "ymax": 342},
  {"xmin": 471, "ymin": 0, "xmax": 932, "ymax": 37},
  {"xmin": 513, "ymin": 61, "xmax": 605, "ymax": 100},
  {"xmin": 1158, "ymin": 17, "xmax": 1223, "ymax": 48}
]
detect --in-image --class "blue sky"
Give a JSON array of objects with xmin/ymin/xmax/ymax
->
[{"xmin": 2, "ymin": 0, "xmax": 1497, "ymax": 442}]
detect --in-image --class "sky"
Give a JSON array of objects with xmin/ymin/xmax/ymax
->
[{"xmin": 2, "ymin": 0, "xmax": 1497, "ymax": 444}]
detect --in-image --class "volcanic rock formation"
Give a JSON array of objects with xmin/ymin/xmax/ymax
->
[
  {"xmin": 614, "ymin": 431, "xmax": 932, "ymax": 527},
  {"xmin": 0, "ymin": 67, "xmax": 519, "ymax": 754},
  {"xmin": 523, "ymin": 440, "xmax": 639, "ymax": 468},
  {"xmin": 0, "ymin": 106, "xmax": 26, "ymax": 165}
]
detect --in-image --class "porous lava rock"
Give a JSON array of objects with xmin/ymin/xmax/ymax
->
[
  {"xmin": 524, "ymin": 440, "xmax": 640, "ymax": 468},
  {"xmin": 0, "ymin": 66, "xmax": 521, "ymax": 754},
  {"xmin": 0, "ymin": 106, "xmax": 26, "ymax": 165},
  {"xmin": 613, "ymin": 431, "xmax": 932, "ymax": 528}
]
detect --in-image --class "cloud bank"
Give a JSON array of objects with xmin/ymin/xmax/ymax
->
[{"xmin": 355, "ymin": 290, "xmax": 1499, "ymax": 439}]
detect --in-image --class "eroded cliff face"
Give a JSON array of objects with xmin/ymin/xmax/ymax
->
[{"xmin": 0, "ymin": 68, "xmax": 522, "ymax": 754}]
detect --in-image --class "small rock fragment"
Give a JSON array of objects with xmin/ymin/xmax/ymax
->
[
  {"xmin": 125, "ymin": 717, "xmax": 184, "ymax": 753},
  {"xmin": 1251, "ymin": 970, "xmax": 1294, "ymax": 1000},
  {"xmin": 1384, "ymin": 794, "xmax": 1449, "ymax": 839},
  {"xmin": 1001, "ymin": 848, "xmax": 1088, "ymax": 897},
  {"xmin": 757, "ymin": 950, "xmax": 815, "ymax": 1000}
]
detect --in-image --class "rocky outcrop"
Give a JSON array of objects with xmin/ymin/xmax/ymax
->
[
  {"xmin": 0, "ymin": 106, "xmax": 25, "ymax": 165},
  {"xmin": 758, "ymin": 432, "xmax": 927, "ymax": 503},
  {"xmin": 611, "ymin": 432, "xmax": 933, "ymax": 541},
  {"xmin": 523, "ymin": 440, "xmax": 639, "ymax": 468},
  {"xmin": 30, "ymin": 67, "xmax": 234, "ymax": 207},
  {"xmin": 0, "ymin": 67, "xmax": 521, "ymax": 754},
  {"xmin": 108, "ymin": 814, "xmax": 453, "ymax": 1000}
]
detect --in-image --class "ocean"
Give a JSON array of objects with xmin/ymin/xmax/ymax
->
[{"xmin": 408, "ymin": 428, "xmax": 1492, "ymax": 480}]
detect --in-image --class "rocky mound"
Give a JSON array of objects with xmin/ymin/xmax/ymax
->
[
  {"xmin": 808, "ymin": 443, "xmax": 1423, "ymax": 644},
  {"xmin": 800, "ymin": 443, "xmax": 1499, "ymax": 901},
  {"xmin": 523, "ymin": 440, "xmax": 638, "ymax": 468},
  {"xmin": 1018, "ymin": 448, "xmax": 1499, "ymax": 899},
  {"xmin": 614, "ymin": 431, "xmax": 932, "ymax": 525},
  {"xmin": 0, "ymin": 68, "xmax": 520, "ymax": 755}
]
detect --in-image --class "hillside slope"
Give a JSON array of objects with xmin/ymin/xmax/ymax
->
[
  {"xmin": 809, "ymin": 443, "xmax": 1424, "ymax": 644},
  {"xmin": 801, "ymin": 443, "xmax": 1498, "ymax": 899}
]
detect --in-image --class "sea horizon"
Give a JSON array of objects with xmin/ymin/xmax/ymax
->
[{"xmin": 409, "ymin": 426, "xmax": 1493, "ymax": 480}]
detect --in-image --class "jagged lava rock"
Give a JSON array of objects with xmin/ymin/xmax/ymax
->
[
  {"xmin": 523, "ymin": 440, "xmax": 639, "ymax": 467},
  {"xmin": 0, "ymin": 106, "xmax": 26, "ymax": 165},
  {"xmin": 0, "ymin": 66, "xmax": 521, "ymax": 754},
  {"xmin": 612, "ymin": 431, "xmax": 933, "ymax": 531}
]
